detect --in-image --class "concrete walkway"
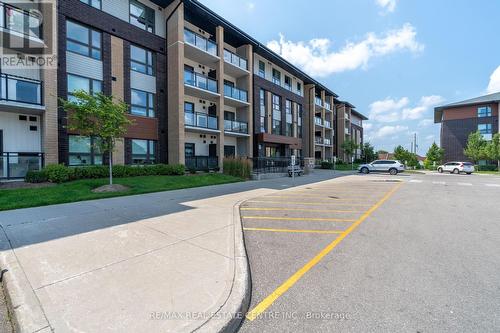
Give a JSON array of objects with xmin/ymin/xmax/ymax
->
[{"xmin": 0, "ymin": 171, "xmax": 342, "ymax": 333}]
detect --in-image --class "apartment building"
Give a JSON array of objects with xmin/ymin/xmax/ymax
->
[
  {"xmin": 335, "ymin": 101, "xmax": 367, "ymax": 161},
  {"xmin": 434, "ymin": 92, "xmax": 500, "ymax": 163},
  {"xmin": 0, "ymin": 0, "xmax": 367, "ymax": 179}
]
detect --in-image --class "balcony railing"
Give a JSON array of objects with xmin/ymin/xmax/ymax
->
[
  {"xmin": 314, "ymin": 117, "xmax": 323, "ymax": 126},
  {"xmin": 315, "ymin": 97, "xmax": 323, "ymax": 107},
  {"xmin": 325, "ymin": 101, "xmax": 331, "ymax": 110},
  {"xmin": 185, "ymin": 110, "xmax": 218, "ymax": 130},
  {"xmin": 0, "ymin": 73, "xmax": 43, "ymax": 105},
  {"xmin": 0, "ymin": 2, "xmax": 42, "ymax": 39},
  {"xmin": 224, "ymin": 84, "xmax": 248, "ymax": 102},
  {"xmin": 324, "ymin": 138, "xmax": 332, "ymax": 145},
  {"xmin": 345, "ymin": 127, "xmax": 350, "ymax": 135},
  {"xmin": 184, "ymin": 28, "xmax": 217, "ymax": 56},
  {"xmin": 324, "ymin": 120, "xmax": 332, "ymax": 128},
  {"xmin": 223, "ymin": 49, "xmax": 248, "ymax": 70},
  {"xmin": 224, "ymin": 119, "xmax": 248, "ymax": 134},
  {"xmin": 184, "ymin": 70, "xmax": 218, "ymax": 93},
  {"xmin": 250, "ymin": 157, "xmax": 304, "ymax": 175},
  {"xmin": 185, "ymin": 156, "xmax": 218, "ymax": 171},
  {"xmin": 0, "ymin": 152, "xmax": 44, "ymax": 179},
  {"xmin": 315, "ymin": 137, "xmax": 323, "ymax": 144}
]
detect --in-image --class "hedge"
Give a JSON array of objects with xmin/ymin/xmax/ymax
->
[{"xmin": 26, "ymin": 164, "xmax": 186, "ymax": 184}]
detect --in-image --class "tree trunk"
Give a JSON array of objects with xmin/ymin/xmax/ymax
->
[{"xmin": 109, "ymin": 149, "xmax": 113, "ymax": 185}]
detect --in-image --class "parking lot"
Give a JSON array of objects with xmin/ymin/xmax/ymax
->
[{"xmin": 239, "ymin": 172, "xmax": 500, "ymax": 332}]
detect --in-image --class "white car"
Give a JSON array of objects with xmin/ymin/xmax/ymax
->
[
  {"xmin": 358, "ymin": 160, "xmax": 406, "ymax": 175},
  {"xmin": 437, "ymin": 162, "xmax": 474, "ymax": 174}
]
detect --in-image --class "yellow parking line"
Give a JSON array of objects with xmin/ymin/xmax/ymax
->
[
  {"xmin": 246, "ymin": 200, "xmax": 372, "ymax": 207},
  {"xmin": 241, "ymin": 216, "xmax": 356, "ymax": 222},
  {"xmin": 240, "ymin": 207, "xmax": 362, "ymax": 213},
  {"xmin": 265, "ymin": 195, "xmax": 380, "ymax": 201},
  {"xmin": 243, "ymin": 227, "xmax": 344, "ymax": 234},
  {"xmin": 245, "ymin": 182, "xmax": 403, "ymax": 321}
]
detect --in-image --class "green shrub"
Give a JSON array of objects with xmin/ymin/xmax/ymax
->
[
  {"xmin": 477, "ymin": 164, "xmax": 498, "ymax": 172},
  {"xmin": 44, "ymin": 164, "xmax": 72, "ymax": 183},
  {"xmin": 25, "ymin": 170, "xmax": 48, "ymax": 183},
  {"xmin": 223, "ymin": 158, "xmax": 251, "ymax": 179},
  {"xmin": 320, "ymin": 161, "xmax": 333, "ymax": 169}
]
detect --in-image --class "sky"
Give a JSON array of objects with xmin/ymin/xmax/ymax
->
[{"xmin": 198, "ymin": 0, "xmax": 500, "ymax": 155}]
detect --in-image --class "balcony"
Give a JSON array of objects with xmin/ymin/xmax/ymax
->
[
  {"xmin": 315, "ymin": 97, "xmax": 323, "ymax": 108},
  {"xmin": 184, "ymin": 70, "xmax": 219, "ymax": 100},
  {"xmin": 184, "ymin": 28, "xmax": 219, "ymax": 65},
  {"xmin": 0, "ymin": 73, "xmax": 44, "ymax": 113},
  {"xmin": 345, "ymin": 127, "xmax": 350, "ymax": 135},
  {"xmin": 314, "ymin": 117, "xmax": 323, "ymax": 126},
  {"xmin": 185, "ymin": 156, "xmax": 218, "ymax": 171},
  {"xmin": 185, "ymin": 110, "xmax": 219, "ymax": 133},
  {"xmin": 1, "ymin": 152, "xmax": 43, "ymax": 179},
  {"xmin": 325, "ymin": 101, "xmax": 332, "ymax": 111},
  {"xmin": 223, "ymin": 49, "xmax": 249, "ymax": 78},
  {"xmin": 324, "ymin": 120, "xmax": 332, "ymax": 128},
  {"xmin": 315, "ymin": 137, "xmax": 323, "ymax": 145},
  {"xmin": 224, "ymin": 119, "xmax": 249, "ymax": 136},
  {"xmin": 324, "ymin": 138, "xmax": 332, "ymax": 145},
  {"xmin": 224, "ymin": 84, "xmax": 249, "ymax": 107},
  {"xmin": 0, "ymin": 2, "xmax": 44, "ymax": 48}
]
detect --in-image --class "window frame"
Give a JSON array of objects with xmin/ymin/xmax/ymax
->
[
  {"xmin": 130, "ymin": 89, "xmax": 156, "ymax": 118},
  {"xmin": 131, "ymin": 139, "xmax": 156, "ymax": 164},
  {"xmin": 297, "ymin": 104, "xmax": 303, "ymax": 138},
  {"xmin": 272, "ymin": 93, "xmax": 282, "ymax": 135},
  {"xmin": 129, "ymin": 0, "xmax": 155, "ymax": 33},
  {"xmin": 66, "ymin": 20, "xmax": 102, "ymax": 60},
  {"xmin": 79, "ymin": 0, "xmax": 102, "ymax": 10},
  {"xmin": 68, "ymin": 135, "xmax": 104, "ymax": 166},
  {"xmin": 259, "ymin": 89, "xmax": 266, "ymax": 133},
  {"xmin": 285, "ymin": 99, "xmax": 293, "ymax": 137},
  {"xmin": 477, "ymin": 106, "xmax": 492, "ymax": 118},
  {"xmin": 130, "ymin": 44, "xmax": 155, "ymax": 76},
  {"xmin": 67, "ymin": 73, "xmax": 102, "ymax": 101},
  {"xmin": 284, "ymin": 76, "xmax": 292, "ymax": 91},
  {"xmin": 272, "ymin": 68, "xmax": 281, "ymax": 85},
  {"xmin": 258, "ymin": 61, "xmax": 266, "ymax": 78},
  {"xmin": 478, "ymin": 123, "xmax": 492, "ymax": 134}
]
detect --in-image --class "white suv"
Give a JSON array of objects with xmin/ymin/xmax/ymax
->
[
  {"xmin": 437, "ymin": 162, "xmax": 474, "ymax": 175},
  {"xmin": 358, "ymin": 160, "xmax": 406, "ymax": 175}
]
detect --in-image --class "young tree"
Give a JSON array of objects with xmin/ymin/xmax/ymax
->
[
  {"xmin": 393, "ymin": 145, "xmax": 408, "ymax": 162},
  {"xmin": 464, "ymin": 131, "xmax": 488, "ymax": 164},
  {"xmin": 361, "ymin": 142, "xmax": 377, "ymax": 163},
  {"xmin": 61, "ymin": 90, "xmax": 132, "ymax": 185},
  {"xmin": 425, "ymin": 142, "xmax": 444, "ymax": 166},
  {"xmin": 341, "ymin": 139, "xmax": 359, "ymax": 169},
  {"xmin": 485, "ymin": 133, "xmax": 500, "ymax": 171}
]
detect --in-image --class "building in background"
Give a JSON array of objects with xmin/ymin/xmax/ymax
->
[
  {"xmin": 335, "ymin": 101, "xmax": 367, "ymax": 161},
  {"xmin": 434, "ymin": 92, "xmax": 499, "ymax": 163},
  {"xmin": 1, "ymin": 0, "xmax": 367, "ymax": 179}
]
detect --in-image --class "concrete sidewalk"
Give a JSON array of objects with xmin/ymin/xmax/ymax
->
[{"xmin": 0, "ymin": 171, "xmax": 339, "ymax": 333}]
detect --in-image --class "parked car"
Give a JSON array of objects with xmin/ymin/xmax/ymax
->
[
  {"xmin": 358, "ymin": 160, "xmax": 405, "ymax": 175},
  {"xmin": 437, "ymin": 162, "xmax": 474, "ymax": 174}
]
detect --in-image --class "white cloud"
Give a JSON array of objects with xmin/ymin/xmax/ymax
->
[
  {"xmin": 425, "ymin": 134, "xmax": 435, "ymax": 141},
  {"xmin": 246, "ymin": 2, "xmax": 255, "ymax": 11},
  {"xmin": 418, "ymin": 119, "xmax": 433, "ymax": 127},
  {"xmin": 373, "ymin": 125, "xmax": 408, "ymax": 139},
  {"xmin": 487, "ymin": 65, "xmax": 500, "ymax": 94},
  {"xmin": 402, "ymin": 95, "xmax": 445, "ymax": 120},
  {"xmin": 376, "ymin": 0, "xmax": 397, "ymax": 13},
  {"xmin": 369, "ymin": 97, "xmax": 409, "ymax": 122},
  {"xmin": 267, "ymin": 23, "xmax": 424, "ymax": 77}
]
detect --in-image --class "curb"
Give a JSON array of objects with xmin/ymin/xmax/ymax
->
[
  {"xmin": 0, "ymin": 226, "xmax": 51, "ymax": 333},
  {"xmin": 192, "ymin": 199, "xmax": 251, "ymax": 333}
]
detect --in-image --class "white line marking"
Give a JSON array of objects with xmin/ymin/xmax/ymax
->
[
  {"xmin": 409, "ymin": 180, "xmax": 423, "ymax": 183},
  {"xmin": 485, "ymin": 184, "xmax": 500, "ymax": 187},
  {"xmin": 432, "ymin": 181, "xmax": 446, "ymax": 185},
  {"xmin": 457, "ymin": 183, "xmax": 472, "ymax": 186}
]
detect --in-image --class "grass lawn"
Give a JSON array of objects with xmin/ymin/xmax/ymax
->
[{"xmin": 0, "ymin": 174, "xmax": 242, "ymax": 212}]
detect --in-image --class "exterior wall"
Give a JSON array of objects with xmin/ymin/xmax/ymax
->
[
  {"xmin": 0, "ymin": 113, "xmax": 41, "ymax": 152},
  {"xmin": 253, "ymin": 53, "xmax": 304, "ymax": 97}
]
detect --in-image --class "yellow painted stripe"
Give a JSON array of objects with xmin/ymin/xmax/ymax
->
[
  {"xmin": 246, "ymin": 200, "xmax": 372, "ymax": 207},
  {"xmin": 241, "ymin": 216, "xmax": 356, "ymax": 222},
  {"xmin": 243, "ymin": 227, "xmax": 344, "ymax": 234},
  {"xmin": 265, "ymin": 195, "xmax": 380, "ymax": 201},
  {"xmin": 240, "ymin": 207, "xmax": 362, "ymax": 213},
  {"xmin": 245, "ymin": 182, "xmax": 403, "ymax": 321}
]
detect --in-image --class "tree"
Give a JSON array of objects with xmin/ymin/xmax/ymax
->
[
  {"xmin": 361, "ymin": 142, "xmax": 377, "ymax": 163},
  {"xmin": 61, "ymin": 90, "xmax": 132, "ymax": 185},
  {"xmin": 485, "ymin": 133, "xmax": 500, "ymax": 171},
  {"xmin": 464, "ymin": 131, "xmax": 488, "ymax": 164},
  {"xmin": 393, "ymin": 145, "xmax": 407, "ymax": 162},
  {"xmin": 377, "ymin": 149, "xmax": 388, "ymax": 155},
  {"xmin": 425, "ymin": 142, "xmax": 444, "ymax": 166},
  {"xmin": 341, "ymin": 139, "xmax": 359, "ymax": 161}
]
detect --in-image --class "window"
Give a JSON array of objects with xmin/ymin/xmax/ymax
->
[
  {"xmin": 66, "ymin": 21, "xmax": 101, "ymax": 59},
  {"xmin": 272, "ymin": 94, "xmax": 281, "ymax": 135},
  {"xmin": 185, "ymin": 143, "xmax": 195, "ymax": 157},
  {"xmin": 284, "ymin": 76, "xmax": 292, "ymax": 91},
  {"xmin": 130, "ymin": 45, "xmax": 154, "ymax": 75},
  {"xmin": 131, "ymin": 139, "xmax": 156, "ymax": 164},
  {"xmin": 478, "ymin": 123, "xmax": 492, "ymax": 140},
  {"xmin": 69, "ymin": 135, "xmax": 103, "ymax": 166},
  {"xmin": 272, "ymin": 69, "xmax": 281, "ymax": 85},
  {"xmin": 297, "ymin": 82, "xmax": 302, "ymax": 94},
  {"xmin": 130, "ymin": 0, "xmax": 155, "ymax": 33},
  {"xmin": 285, "ymin": 100, "xmax": 293, "ymax": 137},
  {"xmin": 131, "ymin": 89, "xmax": 155, "ymax": 117},
  {"xmin": 478, "ymin": 106, "xmax": 492, "ymax": 118},
  {"xmin": 79, "ymin": 0, "xmax": 101, "ymax": 9},
  {"xmin": 224, "ymin": 145, "xmax": 236, "ymax": 158},
  {"xmin": 297, "ymin": 104, "xmax": 303, "ymax": 138},
  {"xmin": 258, "ymin": 61, "xmax": 266, "ymax": 78},
  {"xmin": 259, "ymin": 89, "xmax": 266, "ymax": 133},
  {"xmin": 67, "ymin": 74, "xmax": 102, "ymax": 102}
]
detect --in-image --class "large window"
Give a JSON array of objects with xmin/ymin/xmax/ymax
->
[
  {"xmin": 67, "ymin": 74, "xmax": 102, "ymax": 102},
  {"xmin": 285, "ymin": 100, "xmax": 293, "ymax": 137},
  {"xmin": 259, "ymin": 89, "xmax": 266, "ymax": 133},
  {"xmin": 258, "ymin": 61, "xmax": 266, "ymax": 78},
  {"xmin": 131, "ymin": 89, "xmax": 155, "ymax": 117},
  {"xmin": 272, "ymin": 69, "xmax": 281, "ymax": 85},
  {"xmin": 297, "ymin": 82, "xmax": 302, "ymax": 95},
  {"xmin": 478, "ymin": 123, "xmax": 492, "ymax": 140},
  {"xmin": 272, "ymin": 94, "xmax": 282, "ymax": 135},
  {"xmin": 79, "ymin": 0, "xmax": 101, "ymax": 9},
  {"xmin": 66, "ymin": 21, "xmax": 101, "ymax": 60},
  {"xmin": 131, "ymin": 139, "xmax": 156, "ymax": 164},
  {"xmin": 478, "ymin": 106, "xmax": 492, "ymax": 118},
  {"xmin": 130, "ymin": 0, "xmax": 155, "ymax": 33},
  {"xmin": 297, "ymin": 104, "xmax": 303, "ymax": 138},
  {"xmin": 130, "ymin": 45, "xmax": 154, "ymax": 75},
  {"xmin": 284, "ymin": 76, "xmax": 292, "ymax": 91},
  {"xmin": 69, "ymin": 135, "xmax": 103, "ymax": 166}
]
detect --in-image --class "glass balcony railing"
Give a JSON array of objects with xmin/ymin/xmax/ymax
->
[
  {"xmin": 0, "ymin": 152, "xmax": 44, "ymax": 179},
  {"xmin": 325, "ymin": 101, "xmax": 331, "ymax": 110},
  {"xmin": 184, "ymin": 28, "xmax": 217, "ymax": 56},
  {"xmin": 315, "ymin": 137, "xmax": 323, "ymax": 144},
  {"xmin": 315, "ymin": 97, "xmax": 323, "ymax": 107},
  {"xmin": 0, "ymin": 73, "xmax": 43, "ymax": 105},
  {"xmin": 185, "ymin": 110, "xmax": 218, "ymax": 130},
  {"xmin": 224, "ymin": 84, "xmax": 248, "ymax": 102},
  {"xmin": 314, "ymin": 117, "xmax": 323, "ymax": 126},
  {"xmin": 345, "ymin": 127, "xmax": 350, "ymax": 135},
  {"xmin": 223, "ymin": 49, "xmax": 248, "ymax": 71},
  {"xmin": 184, "ymin": 70, "xmax": 218, "ymax": 93},
  {"xmin": 224, "ymin": 119, "xmax": 248, "ymax": 134},
  {"xmin": 0, "ymin": 2, "xmax": 42, "ymax": 39},
  {"xmin": 324, "ymin": 120, "xmax": 332, "ymax": 128},
  {"xmin": 324, "ymin": 138, "xmax": 332, "ymax": 145},
  {"xmin": 185, "ymin": 156, "xmax": 218, "ymax": 171}
]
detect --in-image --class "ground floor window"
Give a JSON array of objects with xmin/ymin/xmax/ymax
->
[
  {"xmin": 69, "ymin": 135, "xmax": 103, "ymax": 166},
  {"xmin": 224, "ymin": 145, "xmax": 236, "ymax": 158},
  {"xmin": 131, "ymin": 139, "xmax": 156, "ymax": 164},
  {"xmin": 185, "ymin": 143, "xmax": 195, "ymax": 157}
]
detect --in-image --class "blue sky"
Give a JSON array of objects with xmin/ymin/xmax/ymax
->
[{"xmin": 199, "ymin": 0, "xmax": 500, "ymax": 155}]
